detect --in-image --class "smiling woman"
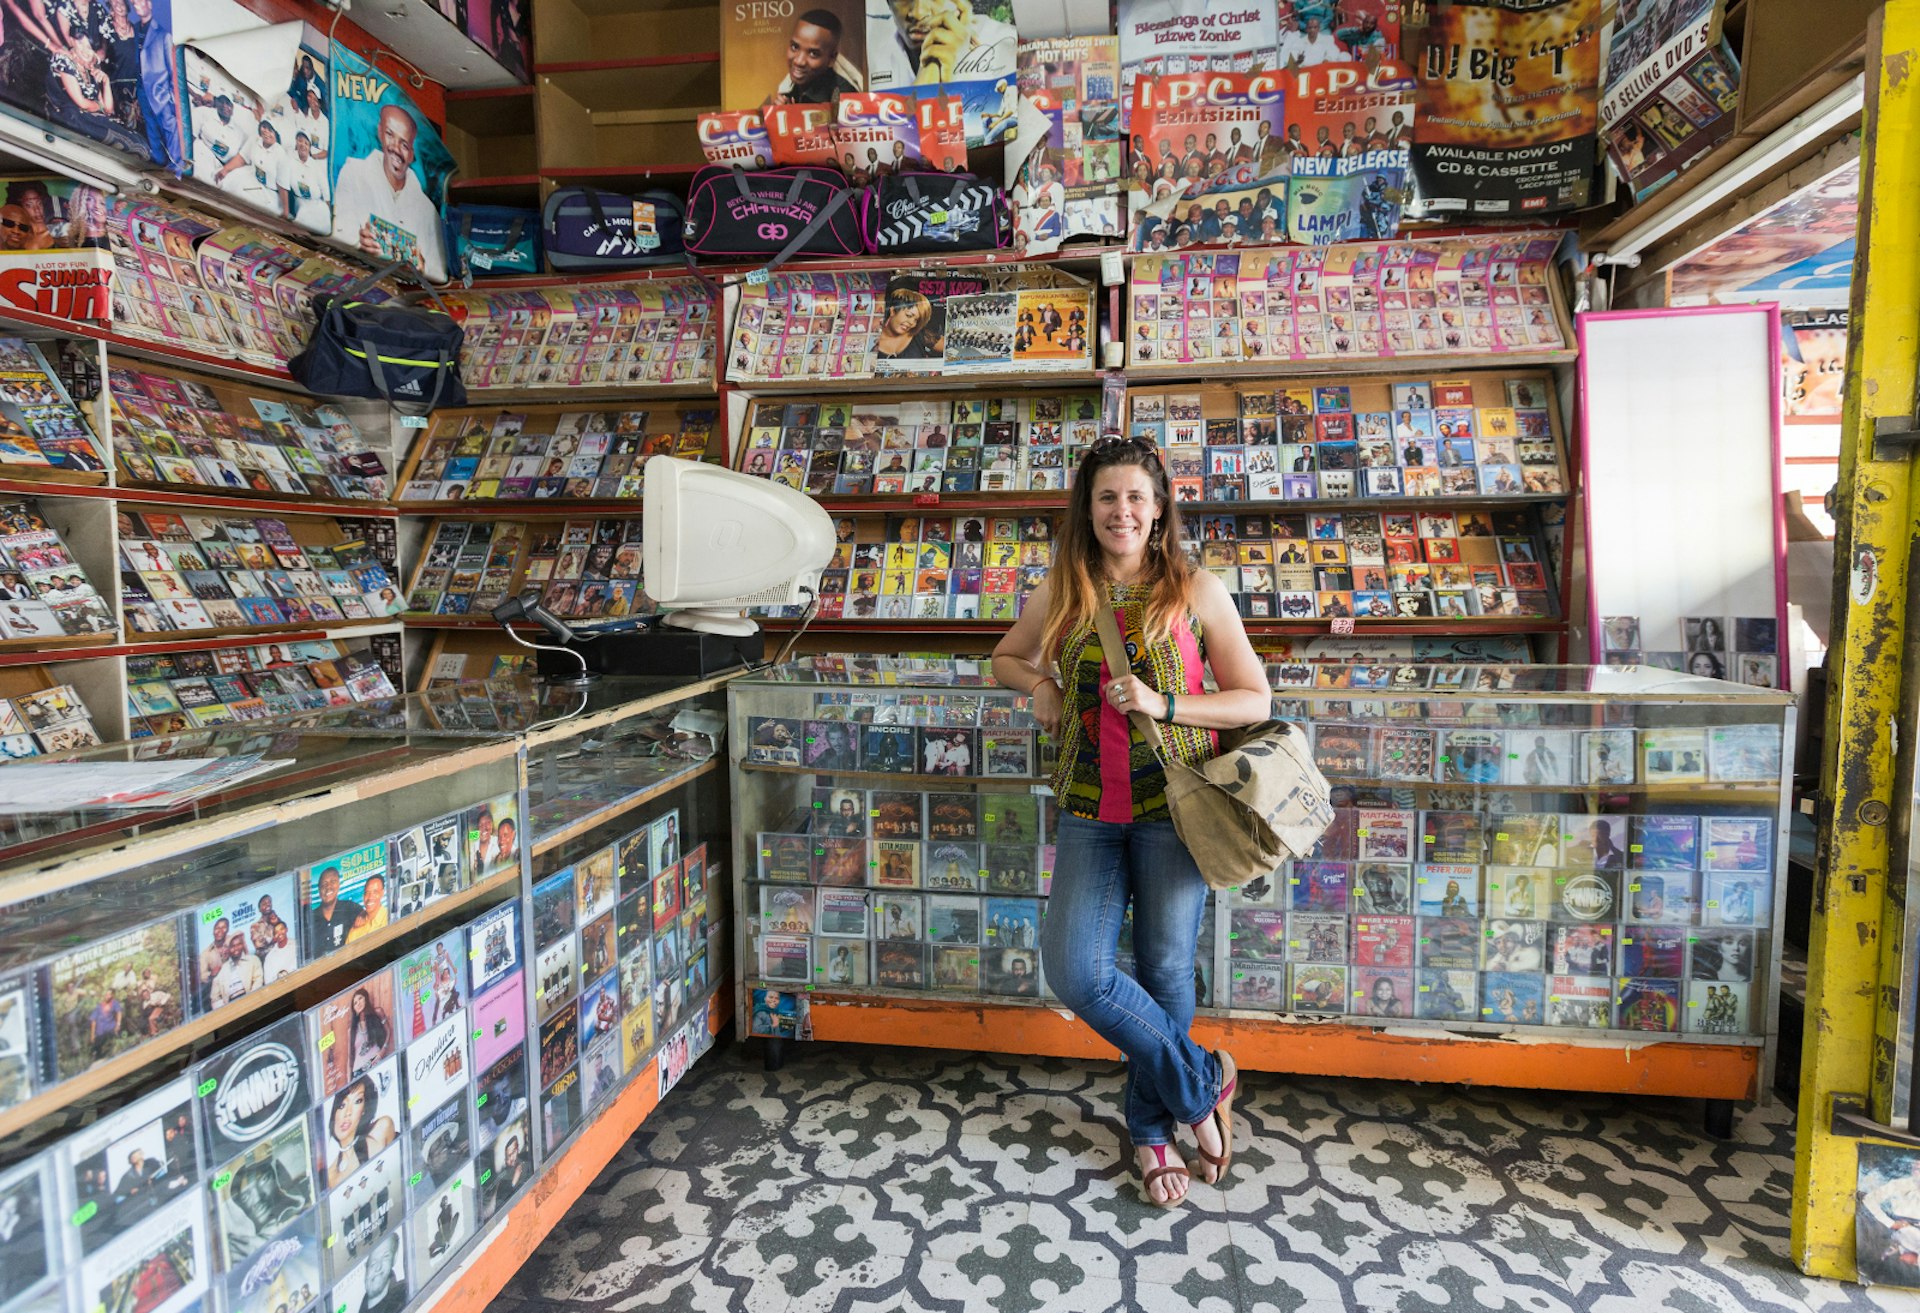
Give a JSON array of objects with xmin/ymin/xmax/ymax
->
[{"xmin": 989, "ymin": 435, "xmax": 1271, "ymax": 1211}]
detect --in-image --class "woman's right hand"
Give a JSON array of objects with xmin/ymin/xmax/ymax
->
[{"xmin": 1029, "ymin": 678, "xmax": 1063, "ymax": 737}]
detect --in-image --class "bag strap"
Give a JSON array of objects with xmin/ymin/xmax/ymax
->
[
  {"xmin": 1088, "ymin": 596, "xmax": 1174, "ymax": 762},
  {"xmin": 339, "ymin": 260, "xmax": 453, "ymax": 318}
]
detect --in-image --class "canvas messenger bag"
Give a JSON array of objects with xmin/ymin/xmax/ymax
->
[{"xmin": 1090, "ymin": 603, "xmax": 1334, "ymax": 890}]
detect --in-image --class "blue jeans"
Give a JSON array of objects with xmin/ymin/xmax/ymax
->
[{"xmin": 1041, "ymin": 813, "xmax": 1221, "ymax": 1146}]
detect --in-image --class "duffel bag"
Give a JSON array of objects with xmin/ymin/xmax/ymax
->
[
  {"xmin": 446, "ymin": 203, "xmax": 542, "ymax": 283},
  {"xmin": 682, "ymin": 165, "xmax": 867, "ymax": 275},
  {"xmin": 867, "ymin": 171, "xmax": 1009, "ymax": 254},
  {"xmin": 542, "ymin": 187, "xmax": 687, "ymax": 271},
  {"xmin": 288, "ymin": 264, "xmax": 466, "ymax": 418}
]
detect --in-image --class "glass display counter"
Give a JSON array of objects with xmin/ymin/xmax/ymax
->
[
  {"xmin": 728, "ymin": 657, "xmax": 1794, "ymax": 1100},
  {"xmin": 0, "ymin": 672, "xmax": 735, "ymax": 1313}
]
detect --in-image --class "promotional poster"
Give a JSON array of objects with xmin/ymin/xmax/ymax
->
[
  {"xmin": 1602, "ymin": 34, "xmax": 1739, "ymax": 199},
  {"xmin": 466, "ymin": 0, "xmax": 530, "ymax": 80},
  {"xmin": 327, "ymin": 41, "xmax": 454, "ymax": 282},
  {"xmin": 864, "ymin": 0, "xmax": 1016, "ymax": 146},
  {"xmin": 1409, "ymin": 0, "xmax": 1603, "ymax": 216},
  {"xmin": 697, "ymin": 110, "xmax": 774, "ymax": 167},
  {"xmin": 179, "ymin": 35, "xmax": 332, "ymax": 238},
  {"xmin": 1118, "ymin": 0, "xmax": 1277, "ymax": 97},
  {"xmin": 1283, "ymin": 61, "xmax": 1416, "ymax": 244},
  {"xmin": 1783, "ymin": 309, "xmax": 1846, "ymax": 418},
  {"xmin": 1012, "ymin": 36, "xmax": 1120, "ymax": 253},
  {"xmin": 0, "ymin": 0, "xmax": 182, "ymax": 170},
  {"xmin": 722, "ymin": 0, "xmax": 866, "ymax": 112}
]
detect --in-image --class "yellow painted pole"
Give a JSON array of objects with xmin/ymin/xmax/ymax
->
[{"xmin": 1793, "ymin": 0, "xmax": 1920, "ymax": 1279}]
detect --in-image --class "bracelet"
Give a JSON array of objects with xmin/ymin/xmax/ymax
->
[{"xmin": 1161, "ymin": 692, "xmax": 1176, "ymax": 724}]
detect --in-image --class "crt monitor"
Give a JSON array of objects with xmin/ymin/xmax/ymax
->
[{"xmin": 642, "ymin": 455, "xmax": 837, "ymax": 635}]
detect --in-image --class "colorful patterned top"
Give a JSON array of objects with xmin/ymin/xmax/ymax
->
[{"xmin": 1051, "ymin": 581, "xmax": 1217, "ymax": 823}]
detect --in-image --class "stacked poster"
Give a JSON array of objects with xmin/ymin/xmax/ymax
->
[
  {"xmin": 1118, "ymin": 0, "xmax": 1277, "ymax": 101},
  {"xmin": 1011, "ymin": 37, "xmax": 1122, "ymax": 254},
  {"xmin": 1408, "ymin": 0, "xmax": 1603, "ymax": 216},
  {"xmin": 865, "ymin": 0, "xmax": 1018, "ymax": 146},
  {"xmin": 1599, "ymin": 0, "xmax": 1739, "ymax": 199},
  {"xmin": 1126, "ymin": 71, "xmax": 1290, "ymax": 250},
  {"xmin": 1282, "ymin": 62, "xmax": 1417, "ymax": 244},
  {"xmin": 1129, "ymin": 233, "xmax": 1565, "ymax": 367}
]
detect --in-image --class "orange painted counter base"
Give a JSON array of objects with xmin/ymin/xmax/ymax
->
[
  {"xmin": 802, "ymin": 994, "xmax": 1761, "ymax": 1101},
  {"xmin": 425, "ymin": 987, "xmax": 731, "ymax": 1313}
]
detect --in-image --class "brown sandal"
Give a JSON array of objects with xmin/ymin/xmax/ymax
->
[
  {"xmin": 1191, "ymin": 1050, "xmax": 1238, "ymax": 1186},
  {"xmin": 1139, "ymin": 1143, "xmax": 1190, "ymax": 1209}
]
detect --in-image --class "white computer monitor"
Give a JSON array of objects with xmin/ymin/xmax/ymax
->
[{"xmin": 642, "ymin": 455, "xmax": 837, "ymax": 635}]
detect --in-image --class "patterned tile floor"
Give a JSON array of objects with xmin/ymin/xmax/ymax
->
[{"xmin": 490, "ymin": 1041, "xmax": 1920, "ymax": 1313}]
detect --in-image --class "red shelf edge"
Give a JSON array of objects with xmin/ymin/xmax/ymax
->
[{"xmin": 2, "ymin": 479, "xmax": 398, "ymax": 518}]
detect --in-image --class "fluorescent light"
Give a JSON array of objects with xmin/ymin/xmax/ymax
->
[
  {"xmin": 0, "ymin": 109, "xmax": 155, "ymax": 194},
  {"xmin": 1600, "ymin": 74, "xmax": 1864, "ymax": 265}
]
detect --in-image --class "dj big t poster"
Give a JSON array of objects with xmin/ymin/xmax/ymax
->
[{"xmin": 1407, "ymin": 0, "xmax": 1602, "ymax": 217}]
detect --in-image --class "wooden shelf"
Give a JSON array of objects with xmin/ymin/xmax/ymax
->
[
  {"xmin": 443, "ymin": 379, "xmax": 719, "ymax": 404},
  {"xmin": 538, "ymin": 163, "xmax": 705, "ymax": 184},
  {"xmin": 738, "ymin": 760, "xmax": 1040, "ymax": 790},
  {"xmin": 446, "ymin": 85, "xmax": 537, "ymax": 138},
  {"xmin": 393, "ymin": 500, "xmax": 645, "ymax": 515},
  {"xmin": 0, "ymin": 867, "xmax": 522, "ymax": 1142},
  {"xmin": 1126, "ymin": 350, "xmax": 1580, "ymax": 384},
  {"xmin": 404, "ymin": 615, "xmax": 546, "ymax": 630},
  {"xmin": 40, "ymin": 480, "xmax": 399, "ymax": 518},
  {"xmin": 536, "ymin": 50, "xmax": 718, "ymax": 72},
  {"xmin": 122, "ymin": 617, "xmax": 402, "ymax": 645},
  {"xmin": 0, "ymin": 467, "xmax": 108, "ymax": 489},
  {"xmin": 803, "ymin": 491, "xmax": 1568, "ymax": 516},
  {"xmin": 760, "ymin": 617, "xmax": 1564, "ymax": 636},
  {"xmin": 447, "ymin": 176, "xmax": 542, "ymax": 208},
  {"xmin": 0, "ymin": 632, "xmax": 114, "ymax": 658},
  {"xmin": 731, "ymin": 368, "xmax": 1108, "ymax": 396},
  {"xmin": 0, "ymin": 301, "xmax": 300, "ymax": 389},
  {"xmin": 540, "ymin": 62, "xmax": 717, "ymax": 115}
]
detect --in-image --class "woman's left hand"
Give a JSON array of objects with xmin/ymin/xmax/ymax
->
[{"xmin": 1106, "ymin": 674, "xmax": 1167, "ymax": 721}]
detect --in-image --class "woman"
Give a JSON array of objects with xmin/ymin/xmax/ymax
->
[
  {"xmin": 347, "ymin": 987, "xmax": 391, "ymax": 1074},
  {"xmin": 324, "ymin": 1072, "xmax": 398, "ymax": 1187},
  {"xmin": 991, "ymin": 435, "xmax": 1269, "ymax": 1209},
  {"xmin": 876, "ymin": 289, "xmax": 940, "ymax": 361},
  {"xmin": 1687, "ymin": 650, "xmax": 1726, "ymax": 679}
]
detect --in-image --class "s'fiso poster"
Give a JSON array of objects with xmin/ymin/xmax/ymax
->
[{"xmin": 326, "ymin": 42, "xmax": 454, "ymax": 283}]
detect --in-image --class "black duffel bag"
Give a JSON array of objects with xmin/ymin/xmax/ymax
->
[
  {"xmin": 683, "ymin": 164, "xmax": 867, "ymax": 276},
  {"xmin": 289, "ymin": 264, "xmax": 466, "ymax": 418},
  {"xmin": 867, "ymin": 171, "xmax": 1009, "ymax": 255}
]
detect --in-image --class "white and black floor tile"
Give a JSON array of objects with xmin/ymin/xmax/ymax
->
[{"xmin": 489, "ymin": 1042, "xmax": 1920, "ymax": 1313}]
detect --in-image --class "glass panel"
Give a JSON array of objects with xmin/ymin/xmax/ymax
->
[{"xmin": 730, "ymin": 664, "xmax": 1791, "ymax": 1044}]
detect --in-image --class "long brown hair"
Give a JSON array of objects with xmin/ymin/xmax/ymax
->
[{"xmin": 1040, "ymin": 436, "xmax": 1195, "ymax": 660}]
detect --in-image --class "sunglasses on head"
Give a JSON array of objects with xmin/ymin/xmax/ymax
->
[{"xmin": 1088, "ymin": 434, "xmax": 1158, "ymax": 457}]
